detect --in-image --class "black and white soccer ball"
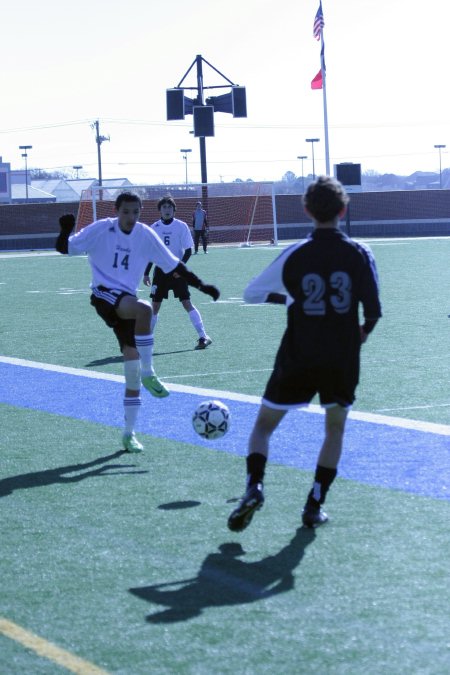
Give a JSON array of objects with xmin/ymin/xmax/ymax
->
[{"xmin": 192, "ymin": 400, "xmax": 230, "ymax": 440}]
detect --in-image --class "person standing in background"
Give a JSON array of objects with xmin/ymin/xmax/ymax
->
[{"xmin": 192, "ymin": 201, "xmax": 208, "ymax": 254}]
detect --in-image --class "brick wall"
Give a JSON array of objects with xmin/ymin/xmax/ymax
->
[
  {"xmin": 0, "ymin": 202, "xmax": 79, "ymax": 235},
  {"xmin": 0, "ymin": 192, "xmax": 449, "ymax": 251}
]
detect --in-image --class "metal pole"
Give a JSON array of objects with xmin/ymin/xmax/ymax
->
[
  {"xmin": 320, "ymin": 31, "xmax": 330, "ymax": 175},
  {"xmin": 24, "ymin": 154, "xmax": 28, "ymax": 200},
  {"xmin": 180, "ymin": 149, "xmax": 191, "ymax": 186},
  {"xmin": 95, "ymin": 120, "xmax": 103, "ymax": 187},
  {"xmin": 19, "ymin": 145, "xmax": 32, "ymax": 201},
  {"xmin": 434, "ymin": 144, "xmax": 446, "ymax": 189},
  {"xmin": 271, "ymin": 183, "xmax": 278, "ymax": 245},
  {"xmin": 306, "ymin": 139, "xmax": 320, "ymax": 180},
  {"xmin": 196, "ymin": 55, "xmax": 208, "ymax": 187},
  {"xmin": 297, "ymin": 156, "xmax": 307, "ymax": 192}
]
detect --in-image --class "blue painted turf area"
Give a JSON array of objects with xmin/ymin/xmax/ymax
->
[{"xmin": 1, "ymin": 362, "xmax": 449, "ymax": 501}]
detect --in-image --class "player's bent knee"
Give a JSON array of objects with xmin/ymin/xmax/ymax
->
[{"xmin": 136, "ymin": 300, "xmax": 152, "ymax": 319}]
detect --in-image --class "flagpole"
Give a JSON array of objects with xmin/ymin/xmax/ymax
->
[{"xmin": 320, "ymin": 30, "xmax": 330, "ymax": 174}]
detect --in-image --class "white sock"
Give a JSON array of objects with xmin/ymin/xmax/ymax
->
[
  {"xmin": 150, "ymin": 313, "xmax": 158, "ymax": 333},
  {"xmin": 188, "ymin": 308, "xmax": 207, "ymax": 339},
  {"xmin": 123, "ymin": 396, "xmax": 141, "ymax": 434},
  {"xmin": 124, "ymin": 359, "xmax": 141, "ymax": 390},
  {"xmin": 135, "ymin": 333, "xmax": 155, "ymax": 377}
]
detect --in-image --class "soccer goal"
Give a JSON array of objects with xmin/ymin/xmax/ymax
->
[{"xmin": 77, "ymin": 182, "xmax": 279, "ymax": 246}]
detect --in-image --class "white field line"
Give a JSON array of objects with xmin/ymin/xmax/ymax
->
[
  {"xmin": 1, "ymin": 356, "xmax": 449, "ymax": 437},
  {"xmin": 1, "ymin": 236, "xmax": 449, "ymax": 260}
]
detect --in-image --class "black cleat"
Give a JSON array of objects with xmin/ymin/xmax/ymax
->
[
  {"xmin": 228, "ymin": 483, "xmax": 264, "ymax": 532},
  {"xmin": 195, "ymin": 336, "xmax": 212, "ymax": 350},
  {"xmin": 301, "ymin": 504, "xmax": 329, "ymax": 528}
]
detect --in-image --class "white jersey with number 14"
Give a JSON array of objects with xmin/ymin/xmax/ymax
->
[{"xmin": 68, "ymin": 217, "xmax": 179, "ymax": 294}]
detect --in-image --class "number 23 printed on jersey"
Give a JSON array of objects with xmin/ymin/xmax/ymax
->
[{"xmin": 302, "ymin": 271, "xmax": 352, "ymax": 316}]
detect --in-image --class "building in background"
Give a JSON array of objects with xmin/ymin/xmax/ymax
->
[{"xmin": 0, "ymin": 157, "xmax": 11, "ymax": 203}]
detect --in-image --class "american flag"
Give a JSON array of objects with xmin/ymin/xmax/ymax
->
[{"xmin": 313, "ymin": 2, "xmax": 324, "ymax": 40}]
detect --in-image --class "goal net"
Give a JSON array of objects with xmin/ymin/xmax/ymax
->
[{"xmin": 77, "ymin": 182, "xmax": 278, "ymax": 246}]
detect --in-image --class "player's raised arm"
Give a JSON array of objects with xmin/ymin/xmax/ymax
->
[
  {"xmin": 243, "ymin": 245, "xmax": 296, "ymax": 305},
  {"xmin": 173, "ymin": 262, "xmax": 220, "ymax": 301},
  {"xmin": 55, "ymin": 214, "xmax": 75, "ymax": 254}
]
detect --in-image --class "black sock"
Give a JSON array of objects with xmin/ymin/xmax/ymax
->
[
  {"xmin": 246, "ymin": 453, "xmax": 267, "ymax": 486},
  {"xmin": 306, "ymin": 465, "xmax": 337, "ymax": 508}
]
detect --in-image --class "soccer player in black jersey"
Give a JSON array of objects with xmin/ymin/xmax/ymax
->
[{"xmin": 228, "ymin": 176, "xmax": 382, "ymax": 531}]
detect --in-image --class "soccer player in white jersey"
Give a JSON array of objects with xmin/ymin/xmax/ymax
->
[
  {"xmin": 228, "ymin": 176, "xmax": 382, "ymax": 531},
  {"xmin": 55, "ymin": 192, "xmax": 219, "ymax": 452},
  {"xmin": 143, "ymin": 196, "xmax": 212, "ymax": 350}
]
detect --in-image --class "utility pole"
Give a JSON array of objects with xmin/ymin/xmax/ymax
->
[{"xmin": 92, "ymin": 120, "xmax": 110, "ymax": 187}]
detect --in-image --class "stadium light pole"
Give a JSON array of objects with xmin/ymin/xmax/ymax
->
[
  {"xmin": 19, "ymin": 145, "xmax": 32, "ymax": 200},
  {"xmin": 434, "ymin": 144, "xmax": 446, "ymax": 188},
  {"xmin": 180, "ymin": 148, "xmax": 192, "ymax": 185},
  {"xmin": 305, "ymin": 139, "xmax": 320, "ymax": 180},
  {"xmin": 169, "ymin": 54, "xmax": 246, "ymax": 204},
  {"xmin": 73, "ymin": 165, "xmax": 83, "ymax": 179},
  {"xmin": 297, "ymin": 155, "xmax": 307, "ymax": 193}
]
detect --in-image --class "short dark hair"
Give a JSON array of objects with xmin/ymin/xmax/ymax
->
[
  {"xmin": 303, "ymin": 176, "xmax": 349, "ymax": 223},
  {"xmin": 157, "ymin": 195, "xmax": 176, "ymax": 211},
  {"xmin": 114, "ymin": 191, "xmax": 142, "ymax": 210}
]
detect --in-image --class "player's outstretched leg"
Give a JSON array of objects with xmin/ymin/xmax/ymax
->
[
  {"xmin": 141, "ymin": 374, "xmax": 169, "ymax": 398},
  {"xmin": 227, "ymin": 483, "xmax": 265, "ymax": 532}
]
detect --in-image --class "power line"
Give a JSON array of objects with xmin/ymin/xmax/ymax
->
[{"xmin": 1, "ymin": 117, "xmax": 448, "ymax": 135}]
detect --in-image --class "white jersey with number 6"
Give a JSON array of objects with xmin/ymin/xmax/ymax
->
[
  {"xmin": 151, "ymin": 218, "xmax": 194, "ymax": 260},
  {"xmin": 68, "ymin": 217, "xmax": 179, "ymax": 294}
]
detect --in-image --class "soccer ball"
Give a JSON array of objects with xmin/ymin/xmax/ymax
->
[{"xmin": 192, "ymin": 400, "xmax": 230, "ymax": 440}]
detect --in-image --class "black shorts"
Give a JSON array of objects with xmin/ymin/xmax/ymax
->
[
  {"xmin": 90, "ymin": 287, "xmax": 136, "ymax": 351},
  {"xmin": 150, "ymin": 268, "xmax": 190, "ymax": 302},
  {"xmin": 262, "ymin": 365, "xmax": 357, "ymax": 410}
]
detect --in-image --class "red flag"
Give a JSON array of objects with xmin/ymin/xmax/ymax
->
[{"xmin": 311, "ymin": 69, "xmax": 323, "ymax": 90}]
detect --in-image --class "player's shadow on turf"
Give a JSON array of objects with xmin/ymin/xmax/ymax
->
[
  {"xmin": 153, "ymin": 349, "xmax": 196, "ymax": 356},
  {"xmin": 129, "ymin": 527, "xmax": 316, "ymax": 623},
  {"xmin": 85, "ymin": 356, "xmax": 124, "ymax": 366},
  {"xmin": 0, "ymin": 450, "xmax": 147, "ymax": 498},
  {"xmin": 85, "ymin": 348, "xmax": 194, "ymax": 367},
  {"xmin": 158, "ymin": 501, "xmax": 201, "ymax": 510}
]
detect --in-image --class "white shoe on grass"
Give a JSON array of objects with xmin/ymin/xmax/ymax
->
[{"xmin": 122, "ymin": 432, "xmax": 144, "ymax": 453}]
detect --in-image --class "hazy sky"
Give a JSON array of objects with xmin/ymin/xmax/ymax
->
[{"xmin": 1, "ymin": 0, "xmax": 448, "ymax": 185}]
